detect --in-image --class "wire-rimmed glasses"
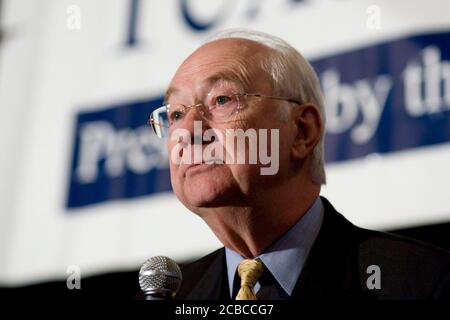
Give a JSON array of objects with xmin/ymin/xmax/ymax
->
[{"xmin": 147, "ymin": 93, "xmax": 302, "ymax": 138}]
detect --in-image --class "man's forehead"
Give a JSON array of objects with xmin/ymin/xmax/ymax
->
[
  {"xmin": 166, "ymin": 38, "xmax": 271, "ymax": 101},
  {"xmin": 165, "ymin": 70, "xmax": 250, "ymax": 102}
]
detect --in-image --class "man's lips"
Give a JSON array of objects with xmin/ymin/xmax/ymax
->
[{"xmin": 182, "ymin": 162, "xmax": 221, "ymax": 177}]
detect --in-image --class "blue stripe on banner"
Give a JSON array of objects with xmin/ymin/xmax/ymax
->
[
  {"xmin": 66, "ymin": 98, "xmax": 171, "ymax": 209},
  {"xmin": 312, "ymin": 30, "xmax": 450, "ymax": 162}
]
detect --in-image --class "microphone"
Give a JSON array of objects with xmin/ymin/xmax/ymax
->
[{"xmin": 139, "ymin": 256, "xmax": 183, "ymax": 300}]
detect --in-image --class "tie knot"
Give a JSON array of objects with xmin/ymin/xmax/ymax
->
[{"xmin": 237, "ymin": 259, "xmax": 264, "ymax": 288}]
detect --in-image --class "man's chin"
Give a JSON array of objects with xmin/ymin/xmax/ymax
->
[
  {"xmin": 180, "ymin": 171, "xmax": 244, "ymax": 208},
  {"xmin": 184, "ymin": 193, "xmax": 226, "ymax": 209},
  {"xmin": 183, "ymin": 188, "xmax": 243, "ymax": 209}
]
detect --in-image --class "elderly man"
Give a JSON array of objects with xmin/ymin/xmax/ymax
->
[{"xmin": 149, "ymin": 30, "xmax": 450, "ymax": 300}]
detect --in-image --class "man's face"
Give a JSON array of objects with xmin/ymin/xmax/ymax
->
[{"xmin": 166, "ymin": 39, "xmax": 295, "ymax": 214}]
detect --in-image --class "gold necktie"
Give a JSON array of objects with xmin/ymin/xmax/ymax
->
[{"xmin": 235, "ymin": 259, "xmax": 264, "ymax": 300}]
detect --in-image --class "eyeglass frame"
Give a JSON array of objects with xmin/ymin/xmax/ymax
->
[{"xmin": 147, "ymin": 92, "xmax": 303, "ymax": 138}]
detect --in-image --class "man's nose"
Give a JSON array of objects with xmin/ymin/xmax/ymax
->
[{"xmin": 180, "ymin": 107, "xmax": 211, "ymax": 144}]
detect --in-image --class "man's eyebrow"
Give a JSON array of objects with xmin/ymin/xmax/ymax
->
[{"xmin": 164, "ymin": 70, "xmax": 249, "ymax": 103}]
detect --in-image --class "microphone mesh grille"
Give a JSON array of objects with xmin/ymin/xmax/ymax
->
[{"xmin": 139, "ymin": 256, "xmax": 182, "ymax": 295}]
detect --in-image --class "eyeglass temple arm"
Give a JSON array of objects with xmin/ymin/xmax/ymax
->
[{"xmin": 241, "ymin": 93, "xmax": 302, "ymax": 106}]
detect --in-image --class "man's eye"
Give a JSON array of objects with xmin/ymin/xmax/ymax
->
[
  {"xmin": 215, "ymin": 95, "xmax": 232, "ymax": 106},
  {"xmin": 169, "ymin": 110, "xmax": 185, "ymax": 123}
]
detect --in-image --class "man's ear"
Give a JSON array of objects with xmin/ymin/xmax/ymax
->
[{"xmin": 291, "ymin": 103, "xmax": 323, "ymax": 160}]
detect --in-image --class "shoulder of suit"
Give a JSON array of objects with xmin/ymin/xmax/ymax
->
[
  {"xmin": 321, "ymin": 197, "xmax": 450, "ymax": 299},
  {"xmin": 352, "ymin": 224, "xmax": 450, "ymax": 299},
  {"xmin": 356, "ymin": 225, "xmax": 450, "ymax": 259},
  {"xmin": 322, "ymin": 196, "xmax": 450, "ymax": 268}
]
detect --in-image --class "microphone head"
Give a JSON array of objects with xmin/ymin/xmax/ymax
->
[{"xmin": 139, "ymin": 256, "xmax": 182, "ymax": 298}]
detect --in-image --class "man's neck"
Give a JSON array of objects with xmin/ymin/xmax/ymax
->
[{"xmin": 200, "ymin": 184, "xmax": 321, "ymax": 258}]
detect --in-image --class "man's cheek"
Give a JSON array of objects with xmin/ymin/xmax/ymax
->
[
  {"xmin": 169, "ymin": 164, "xmax": 181, "ymax": 191},
  {"xmin": 171, "ymin": 175, "xmax": 188, "ymax": 205}
]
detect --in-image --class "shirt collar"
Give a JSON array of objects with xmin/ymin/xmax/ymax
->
[{"xmin": 225, "ymin": 196, "xmax": 324, "ymax": 296}]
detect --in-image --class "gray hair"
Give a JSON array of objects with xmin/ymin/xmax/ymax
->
[{"xmin": 207, "ymin": 29, "xmax": 326, "ymax": 185}]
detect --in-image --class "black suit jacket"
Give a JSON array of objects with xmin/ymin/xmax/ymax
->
[{"xmin": 176, "ymin": 197, "xmax": 450, "ymax": 300}]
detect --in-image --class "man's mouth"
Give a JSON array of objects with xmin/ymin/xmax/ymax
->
[{"xmin": 184, "ymin": 162, "xmax": 221, "ymax": 176}]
